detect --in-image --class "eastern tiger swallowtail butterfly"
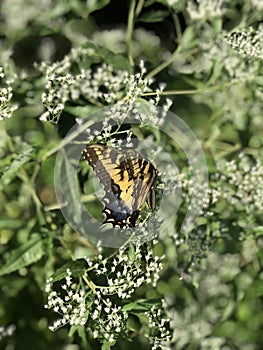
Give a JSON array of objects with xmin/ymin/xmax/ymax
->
[{"xmin": 82, "ymin": 143, "xmax": 157, "ymax": 228}]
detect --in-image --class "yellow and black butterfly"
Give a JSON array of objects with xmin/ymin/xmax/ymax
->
[{"xmin": 82, "ymin": 143, "xmax": 157, "ymax": 228}]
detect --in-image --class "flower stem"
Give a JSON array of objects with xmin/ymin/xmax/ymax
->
[{"xmin": 126, "ymin": 0, "xmax": 136, "ymax": 67}]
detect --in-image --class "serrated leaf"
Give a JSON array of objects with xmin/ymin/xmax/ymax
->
[
  {"xmin": 0, "ymin": 147, "xmax": 34, "ymax": 191},
  {"xmin": 51, "ymin": 260, "xmax": 87, "ymax": 282},
  {"xmin": 138, "ymin": 10, "xmax": 169, "ymax": 23},
  {"xmin": 0, "ymin": 234, "xmax": 46, "ymax": 276}
]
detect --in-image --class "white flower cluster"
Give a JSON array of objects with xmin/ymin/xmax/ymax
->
[
  {"xmin": 225, "ymin": 27, "xmax": 263, "ymax": 60},
  {"xmin": 167, "ymin": 250, "xmax": 242, "ymax": 349},
  {"xmin": 45, "ymin": 269, "xmax": 87, "ymax": 330},
  {"xmin": 250, "ymin": 0, "xmax": 263, "ymax": 10},
  {"xmin": 185, "ymin": 24, "xmax": 261, "ymax": 129},
  {"xmin": 187, "ymin": 0, "xmax": 224, "ymax": 21},
  {"xmin": 39, "ymin": 47, "xmax": 154, "ymax": 123},
  {"xmin": 91, "ymin": 28, "xmax": 163, "ymax": 63},
  {"xmin": 164, "ymin": 153, "xmax": 263, "ymax": 268},
  {"xmin": 145, "ymin": 305, "xmax": 171, "ymax": 350},
  {"xmin": 186, "ymin": 226, "xmax": 216, "ymax": 268},
  {"xmin": 91, "ymin": 296, "xmax": 128, "ymax": 344},
  {"xmin": 85, "ymin": 242, "xmax": 163, "ymax": 298},
  {"xmin": 40, "ymin": 60, "xmax": 126, "ymax": 122},
  {"xmin": 179, "ymin": 169, "xmax": 219, "ymax": 218},
  {"xmin": 45, "ymin": 243, "xmax": 165, "ymax": 345},
  {"xmin": 124, "ymin": 71, "xmax": 152, "ymax": 104},
  {"xmin": 215, "ymin": 154, "xmax": 263, "ymax": 216},
  {"xmin": 1, "ymin": 0, "xmax": 53, "ymax": 30},
  {"xmin": 45, "ymin": 268, "xmax": 128, "ymax": 344},
  {"xmin": 170, "ymin": 304, "xmax": 225, "ymax": 350},
  {"xmin": 0, "ymin": 67, "xmax": 18, "ymax": 120},
  {"xmin": 0, "ymin": 324, "xmax": 16, "ymax": 340}
]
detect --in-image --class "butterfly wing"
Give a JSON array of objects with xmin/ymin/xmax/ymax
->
[
  {"xmin": 82, "ymin": 144, "xmax": 156, "ymax": 227},
  {"xmin": 82, "ymin": 144, "xmax": 134, "ymax": 226},
  {"xmin": 121, "ymin": 149, "xmax": 156, "ymax": 210}
]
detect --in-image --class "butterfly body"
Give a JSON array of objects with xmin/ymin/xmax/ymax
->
[{"xmin": 82, "ymin": 144, "xmax": 156, "ymax": 228}]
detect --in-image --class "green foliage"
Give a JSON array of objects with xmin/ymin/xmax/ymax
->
[
  {"xmin": 0, "ymin": 0, "xmax": 263, "ymax": 349},
  {"xmin": 0, "ymin": 146, "xmax": 33, "ymax": 191},
  {"xmin": 0, "ymin": 234, "xmax": 46, "ymax": 276}
]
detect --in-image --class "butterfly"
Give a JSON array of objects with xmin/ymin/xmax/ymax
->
[{"xmin": 82, "ymin": 143, "xmax": 157, "ymax": 228}]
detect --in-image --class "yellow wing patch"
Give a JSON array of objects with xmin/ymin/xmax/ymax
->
[{"xmin": 82, "ymin": 143, "xmax": 157, "ymax": 228}]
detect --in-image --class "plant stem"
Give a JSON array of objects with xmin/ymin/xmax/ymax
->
[
  {"xmin": 142, "ymin": 89, "xmax": 197, "ymax": 96},
  {"xmin": 83, "ymin": 274, "xmax": 97, "ymax": 293},
  {"xmin": 17, "ymin": 169, "xmax": 45, "ymax": 225},
  {"xmin": 145, "ymin": 48, "xmax": 179, "ymax": 80},
  {"xmin": 173, "ymin": 12, "xmax": 182, "ymax": 42},
  {"xmin": 5, "ymin": 131, "xmax": 45, "ymax": 224},
  {"xmin": 126, "ymin": 0, "xmax": 136, "ymax": 66},
  {"xmin": 135, "ymin": 0, "xmax": 145, "ymax": 17},
  {"xmin": 142, "ymin": 77, "xmax": 254, "ymax": 96}
]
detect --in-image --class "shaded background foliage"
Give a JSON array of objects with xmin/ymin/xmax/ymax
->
[{"xmin": 0, "ymin": 0, "xmax": 263, "ymax": 349}]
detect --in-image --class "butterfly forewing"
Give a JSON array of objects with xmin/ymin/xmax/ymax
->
[{"xmin": 82, "ymin": 143, "xmax": 157, "ymax": 227}]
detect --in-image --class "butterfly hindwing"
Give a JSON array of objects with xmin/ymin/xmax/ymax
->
[{"xmin": 82, "ymin": 143, "xmax": 157, "ymax": 227}]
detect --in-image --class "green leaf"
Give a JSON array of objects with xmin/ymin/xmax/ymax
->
[
  {"xmin": 214, "ymin": 321, "xmax": 237, "ymax": 337},
  {"xmin": 61, "ymin": 148, "xmax": 82, "ymax": 224},
  {"xmin": 85, "ymin": 0, "xmax": 111, "ymax": 14},
  {"xmin": 245, "ymin": 281, "xmax": 263, "ymax": 298},
  {"xmin": 144, "ymin": 0, "xmax": 170, "ymax": 6},
  {"xmin": 138, "ymin": 10, "xmax": 169, "ymax": 23},
  {"xmin": 207, "ymin": 60, "xmax": 223, "ymax": 85},
  {"xmin": 0, "ymin": 217, "xmax": 24, "ymax": 229},
  {"xmin": 0, "ymin": 234, "xmax": 46, "ymax": 276},
  {"xmin": 83, "ymin": 42, "xmax": 131, "ymax": 72},
  {"xmin": 102, "ymin": 339, "xmax": 116, "ymax": 350},
  {"xmin": 69, "ymin": 325, "xmax": 88, "ymax": 345},
  {"xmin": 181, "ymin": 26, "xmax": 197, "ymax": 49},
  {"xmin": 69, "ymin": 0, "xmax": 110, "ymax": 18},
  {"xmin": 37, "ymin": 3, "xmax": 70, "ymax": 22},
  {"xmin": 254, "ymin": 226, "xmax": 263, "ymax": 237},
  {"xmin": 122, "ymin": 298, "xmax": 161, "ymax": 312},
  {"xmin": 128, "ymin": 245, "xmax": 135, "ymax": 260},
  {"xmin": 65, "ymin": 105, "xmax": 99, "ymax": 118},
  {"xmin": 0, "ymin": 147, "xmax": 34, "ymax": 191},
  {"xmin": 51, "ymin": 260, "xmax": 87, "ymax": 282},
  {"xmin": 126, "ymin": 314, "xmax": 141, "ymax": 332}
]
